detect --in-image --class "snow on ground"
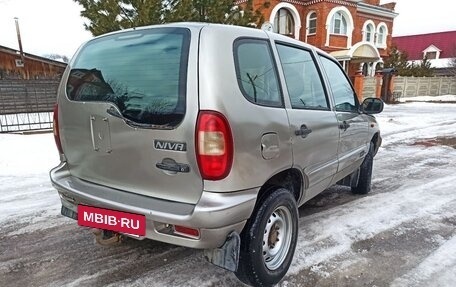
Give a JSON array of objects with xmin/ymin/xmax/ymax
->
[
  {"xmin": 0, "ymin": 134, "xmax": 60, "ymax": 233},
  {"xmin": 399, "ymin": 94, "xmax": 456, "ymax": 103},
  {"xmin": 0, "ymin": 102, "xmax": 456, "ymax": 287},
  {"xmin": 391, "ymin": 236, "xmax": 456, "ymax": 287}
]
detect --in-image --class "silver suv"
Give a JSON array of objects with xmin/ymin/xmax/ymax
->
[{"xmin": 50, "ymin": 23, "xmax": 383, "ymax": 286}]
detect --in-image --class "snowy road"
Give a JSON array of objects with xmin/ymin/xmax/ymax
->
[{"xmin": 1, "ymin": 102, "xmax": 455, "ymax": 287}]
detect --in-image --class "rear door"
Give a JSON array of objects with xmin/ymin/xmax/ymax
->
[
  {"xmin": 58, "ymin": 26, "xmax": 203, "ymax": 204},
  {"xmin": 274, "ymin": 43, "xmax": 340, "ymax": 201},
  {"xmin": 318, "ymin": 55, "xmax": 369, "ymax": 174}
]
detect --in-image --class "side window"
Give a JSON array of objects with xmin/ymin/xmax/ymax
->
[
  {"xmin": 276, "ymin": 44, "xmax": 329, "ymax": 110},
  {"xmin": 319, "ymin": 56, "xmax": 358, "ymax": 112},
  {"xmin": 234, "ymin": 39, "xmax": 282, "ymax": 107}
]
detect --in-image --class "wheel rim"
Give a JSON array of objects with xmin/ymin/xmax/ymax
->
[{"xmin": 262, "ymin": 205, "xmax": 293, "ymax": 270}]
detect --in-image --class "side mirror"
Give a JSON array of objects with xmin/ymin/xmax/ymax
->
[{"xmin": 361, "ymin": 98, "xmax": 384, "ymax": 115}]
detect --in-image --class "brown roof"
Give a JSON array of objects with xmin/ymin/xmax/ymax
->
[{"xmin": 0, "ymin": 44, "xmax": 67, "ymax": 67}]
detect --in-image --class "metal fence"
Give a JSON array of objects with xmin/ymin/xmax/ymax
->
[{"xmin": 0, "ymin": 80, "xmax": 59, "ymax": 132}]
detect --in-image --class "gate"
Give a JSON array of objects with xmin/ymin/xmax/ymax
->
[{"xmin": 0, "ymin": 80, "xmax": 59, "ymax": 132}]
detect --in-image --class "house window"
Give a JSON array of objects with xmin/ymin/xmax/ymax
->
[
  {"xmin": 274, "ymin": 8, "xmax": 295, "ymax": 37},
  {"xmin": 377, "ymin": 25, "xmax": 386, "ymax": 46},
  {"xmin": 365, "ymin": 24, "xmax": 374, "ymax": 42},
  {"xmin": 425, "ymin": 51, "xmax": 437, "ymax": 59},
  {"xmin": 331, "ymin": 12, "xmax": 347, "ymax": 35},
  {"xmin": 308, "ymin": 12, "xmax": 317, "ymax": 34}
]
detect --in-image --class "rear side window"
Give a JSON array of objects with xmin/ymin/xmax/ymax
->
[
  {"xmin": 67, "ymin": 28, "xmax": 190, "ymax": 127},
  {"xmin": 234, "ymin": 39, "xmax": 283, "ymax": 107},
  {"xmin": 276, "ymin": 44, "xmax": 329, "ymax": 110}
]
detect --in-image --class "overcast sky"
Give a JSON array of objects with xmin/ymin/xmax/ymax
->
[{"xmin": 0, "ymin": 0, "xmax": 455, "ymax": 58}]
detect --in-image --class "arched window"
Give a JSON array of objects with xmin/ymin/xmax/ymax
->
[
  {"xmin": 331, "ymin": 12, "xmax": 347, "ymax": 35},
  {"xmin": 376, "ymin": 23, "xmax": 388, "ymax": 48},
  {"xmin": 377, "ymin": 26, "xmax": 385, "ymax": 45},
  {"xmin": 274, "ymin": 8, "xmax": 295, "ymax": 37},
  {"xmin": 308, "ymin": 12, "xmax": 317, "ymax": 34},
  {"xmin": 365, "ymin": 24, "xmax": 374, "ymax": 42}
]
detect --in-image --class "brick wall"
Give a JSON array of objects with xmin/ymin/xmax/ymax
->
[
  {"xmin": 250, "ymin": 0, "xmax": 396, "ymax": 62},
  {"xmin": 329, "ymin": 35, "xmax": 348, "ymax": 49}
]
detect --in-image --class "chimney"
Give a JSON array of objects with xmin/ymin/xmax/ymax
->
[{"xmin": 14, "ymin": 17, "xmax": 25, "ymax": 66}]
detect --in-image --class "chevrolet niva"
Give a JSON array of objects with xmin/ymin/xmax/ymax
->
[{"xmin": 51, "ymin": 23, "xmax": 383, "ymax": 286}]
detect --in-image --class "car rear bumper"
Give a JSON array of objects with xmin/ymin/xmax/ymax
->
[{"xmin": 50, "ymin": 162, "xmax": 257, "ymax": 249}]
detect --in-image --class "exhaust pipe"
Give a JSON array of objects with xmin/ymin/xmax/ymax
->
[{"xmin": 92, "ymin": 229, "xmax": 124, "ymax": 246}]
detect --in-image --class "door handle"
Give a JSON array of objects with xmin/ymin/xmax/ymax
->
[
  {"xmin": 295, "ymin": 124, "xmax": 312, "ymax": 138},
  {"xmin": 339, "ymin": 121, "xmax": 350, "ymax": 131},
  {"xmin": 156, "ymin": 159, "xmax": 190, "ymax": 173}
]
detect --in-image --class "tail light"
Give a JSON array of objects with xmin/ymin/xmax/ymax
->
[
  {"xmin": 196, "ymin": 111, "xmax": 233, "ymax": 180},
  {"xmin": 53, "ymin": 104, "xmax": 63, "ymax": 154}
]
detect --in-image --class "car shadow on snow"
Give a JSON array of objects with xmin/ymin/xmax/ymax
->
[{"xmin": 298, "ymin": 185, "xmax": 364, "ymax": 218}]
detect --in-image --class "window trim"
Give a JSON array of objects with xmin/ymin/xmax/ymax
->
[
  {"xmin": 269, "ymin": 3, "xmax": 301, "ymax": 40},
  {"xmin": 317, "ymin": 54, "xmax": 360, "ymax": 113},
  {"xmin": 362, "ymin": 20, "xmax": 376, "ymax": 43},
  {"xmin": 307, "ymin": 11, "xmax": 317, "ymax": 35},
  {"xmin": 376, "ymin": 23, "xmax": 388, "ymax": 48},
  {"xmin": 275, "ymin": 41, "xmax": 331, "ymax": 111},
  {"xmin": 233, "ymin": 37, "xmax": 284, "ymax": 108},
  {"xmin": 331, "ymin": 12, "xmax": 348, "ymax": 35},
  {"xmin": 325, "ymin": 6, "xmax": 354, "ymax": 48},
  {"xmin": 274, "ymin": 8, "xmax": 295, "ymax": 37}
]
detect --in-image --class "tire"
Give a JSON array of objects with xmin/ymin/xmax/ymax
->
[
  {"xmin": 235, "ymin": 188, "xmax": 298, "ymax": 287},
  {"xmin": 352, "ymin": 143, "xmax": 374, "ymax": 194}
]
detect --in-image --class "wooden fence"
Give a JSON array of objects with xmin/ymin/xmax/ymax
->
[{"xmin": 0, "ymin": 80, "xmax": 59, "ymax": 132}]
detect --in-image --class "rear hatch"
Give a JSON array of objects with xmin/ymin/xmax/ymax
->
[{"xmin": 58, "ymin": 26, "xmax": 203, "ymax": 204}]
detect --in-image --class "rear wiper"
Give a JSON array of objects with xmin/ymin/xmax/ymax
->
[{"xmin": 106, "ymin": 106, "xmax": 173, "ymax": 130}]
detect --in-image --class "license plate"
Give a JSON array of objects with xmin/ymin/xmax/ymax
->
[{"xmin": 77, "ymin": 205, "xmax": 146, "ymax": 236}]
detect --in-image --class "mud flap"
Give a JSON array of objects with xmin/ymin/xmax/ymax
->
[
  {"xmin": 203, "ymin": 231, "xmax": 240, "ymax": 272},
  {"xmin": 350, "ymin": 168, "xmax": 360, "ymax": 188}
]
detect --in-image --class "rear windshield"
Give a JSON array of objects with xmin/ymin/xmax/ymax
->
[{"xmin": 67, "ymin": 28, "xmax": 190, "ymax": 127}]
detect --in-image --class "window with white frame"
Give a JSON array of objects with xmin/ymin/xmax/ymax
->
[
  {"xmin": 274, "ymin": 8, "xmax": 295, "ymax": 37},
  {"xmin": 308, "ymin": 12, "xmax": 317, "ymax": 34},
  {"xmin": 376, "ymin": 24, "xmax": 388, "ymax": 47},
  {"xmin": 365, "ymin": 24, "xmax": 374, "ymax": 42},
  {"xmin": 425, "ymin": 51, "xmax": 437, "ymax": 59},
  {"xmin": 331, "ymin": 12, "xmax": 347, "ymax": 35},
  {"xmin": 422, "ymin": 45, "xmax": 441, "ymax": 59}
]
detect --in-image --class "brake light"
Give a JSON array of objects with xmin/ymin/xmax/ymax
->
[
  {"xmin": 53, "ymin": 104, "xmax": 63, "ymax": 154},
  {"xmin": 196, "ymin": 111, "xmax": 233, "ymax": 180}
]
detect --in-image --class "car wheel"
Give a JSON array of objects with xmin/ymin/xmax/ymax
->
[
  {"xmin": 352, "ymin": 143, "xmax": 374, "ymax": 194},
  {"xmin": 235, "ymin": 188, "xmax": 298, "ymax": 286}
]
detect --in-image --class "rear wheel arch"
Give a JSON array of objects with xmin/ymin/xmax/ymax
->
[{"xmin": 255, "ymin": 168, "xmax": 303, "ymax": 207}]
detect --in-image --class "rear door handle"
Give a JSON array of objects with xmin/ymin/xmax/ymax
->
[
  {"xmin": 156, "ymin": 159, "xmax": 190, "ymax": 173},
  {"xmin": 295, "ymin": 124, "xmax": 312, "ymax": 138}
]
